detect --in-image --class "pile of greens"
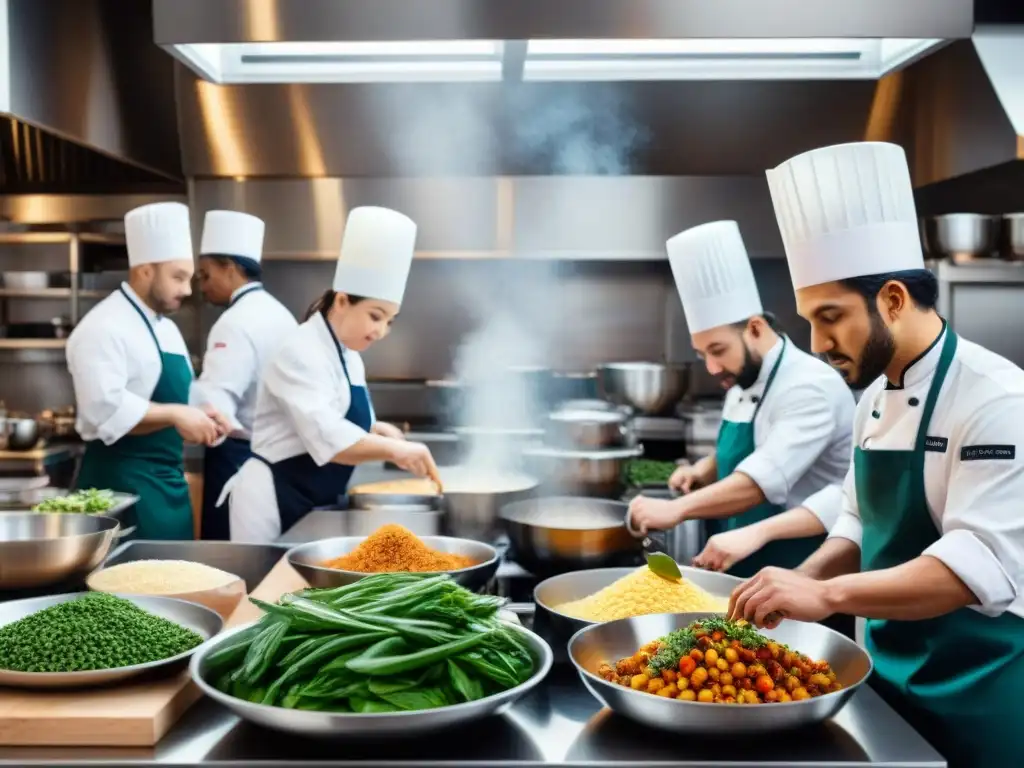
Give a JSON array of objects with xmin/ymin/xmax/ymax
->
[
  {"xmin": 625, "ymin": 459, "xmax": 677, "ymax": 487},
  {"xmin": 649, "ymin": 617, "xmax": 773, "ymax": 674},
  {"xmin": 0, "ymin": 593, "xmax": 203, "ymax": 673},
  {"xmin": 205, "ymin": 573, "xmax": 537, "ymax": 713},
  {"xmin": 32, "ymin": 488, "xmax": 116, "ymax": 514}
]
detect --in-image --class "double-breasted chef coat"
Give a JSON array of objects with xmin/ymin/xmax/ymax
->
[
  {"xmin": 711, "ymin": 335, "xmax": 855, "ymax": 576},
  {"xmin": 190, "ymin": 282, "xmax": 296, "ymax": 539},
  {"xmin": 223, "ymin": 310, "xmax": 378, "ymax": 543}
]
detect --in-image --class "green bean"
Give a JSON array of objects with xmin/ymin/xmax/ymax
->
[{"xmin": 346, "ymin": 631, "xmax": 492, "ymax": 677}]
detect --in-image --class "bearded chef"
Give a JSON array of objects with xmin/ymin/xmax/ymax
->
[
  {"xmin": 66, "ymin": 202, "xmax": 229, "ymax": 540},
  {"xmin": 628, "ymin": 221, "xmax": 855, "ymax": 578},
  {"xmin": 222, "ymin": 206, "xmax": 441, "ymax": 543},
  {"xmin": 727, "ymin": 141, "xmax": 1024, "ymax": 768},
  {"xmin": 190, "ymin": 210, "xmax": 298, "ymax": 540}
]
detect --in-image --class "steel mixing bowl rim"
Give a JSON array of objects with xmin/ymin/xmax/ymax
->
[
  {"xmin": 285, "ymin": 535, "xmax": 501, "ymax": 578},
  {"xmin": 567, "ymin": 611, "xmax": 874, "ymax": 710},
  {"xmin": 498, "ymin": 497, "xmax": 630, "ymax": 533},
  {"xmin": 0, "ymin": 511, "xmax": 122, "ymax": 541},
  {"xmin": 0, "ymin": 592, "xmax": 224, "ymax": 683},
  {"xmin": 191, "ymin": 618, "xmax": 554, "ymax": 719}
]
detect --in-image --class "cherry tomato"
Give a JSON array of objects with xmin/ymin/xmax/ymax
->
[
  {"xmin": 678, "ymin": 656, "xmax": 697, "ymax": 676},
  {"xmin": 755, "ymin": 675, "xmax": 775, "ymax": 694}
]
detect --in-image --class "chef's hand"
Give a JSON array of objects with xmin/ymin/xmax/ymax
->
[
  {"xmin": 201, "ymin": 405, "xmax": 234, "ymax": 441},
  {"xmin": 628, "ymin": 495, "xmax": 683, "ymax": 535},
  {"xmin": 669, "ymin": 462, "xmax": 704, "ymax": 494},
  {"xmin": 171, "ymin": 405, "xmax": 220, "ymax": 446},
  {"xmin": 693, "ymin": 527, "xmax": 766, "ymax": 572},
  {"xmin": 727, "ymin": 567, "xmax": 833, "ymax": 629},
  {"xmin": 390, "ymin": 441, "xmax": 442, "ymax": 490},
  {"xmin": 373, "ymin": 421, "xmax": 406, "ymax": 441}
]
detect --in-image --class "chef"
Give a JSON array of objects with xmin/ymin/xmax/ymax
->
[
  {"xmin": 66, "ymin": 202, "xmax": 229, "ymax": 540},
  {"xmin": 728, "ymin": 141, "xmax": 1024, "ymax": 767},
  {"xmin": 190, "ymin": 210, "xmax": 298, "ymax": 540},
  {"xmin": 629, "ymin": 220, "xmax": 855, "ymax": 577},
  {"xmin": 222, "ymin": 206, "xmax": 441, "ymax": 543}
]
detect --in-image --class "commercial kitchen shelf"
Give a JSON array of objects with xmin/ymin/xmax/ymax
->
[
  {"xmin": 0, "ymin": 232, "xmax": 124, "ymax": 246},
  {"xmin": 0, "ymin": 338, "xmax": 67, "ymax": 350},
  {"xmin": 0, "ymin": 288, "xmax": 109, "ymax": 299}
]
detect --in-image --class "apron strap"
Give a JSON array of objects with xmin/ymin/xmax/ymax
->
[
  {"xmin": 119, "ymin": 285, "xmax": 162, "ymax": 356},
  {"xmin": 228, "ymin": 283, "xmax": 264, "ymax": 308},
  {"xmin": 752, "ymin": 336, "xmax": 787, "ymax": 421},
  {"xmin": 913, "ymin": 328, "xmax": 958, "ymax": 453}
]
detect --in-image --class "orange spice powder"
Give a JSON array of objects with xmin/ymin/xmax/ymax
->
[{"xmin": 323, "ymin": 524, "xmax": 479, "ymax": 573}]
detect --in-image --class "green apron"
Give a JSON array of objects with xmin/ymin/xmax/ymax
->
[
  {"xmin": 76, "ymin": 288, "xmax": 194, "ymax": 541},
  {"xmin": 710, "ymin": 337, "xmax": 825, "ymax": 578},
  {"xmin": 858, "ymin": 329, "xmax": 1024, "ymax": 768}
]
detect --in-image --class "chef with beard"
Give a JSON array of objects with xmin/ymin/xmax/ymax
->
[
  {"xmin": 727, "ymin": 141, "xmax": 1024, "ymax": 768},
  {"xmin": 67, "ymin": 202, "xmax": 230, "ymax": 540},
  {"xmin": 629, "ymin": 220, "xmax": 855, "ymax": 578}
]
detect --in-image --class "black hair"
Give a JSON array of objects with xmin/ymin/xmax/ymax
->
[
  {"xmin": 730, "ymin": 311, "xmax": 783, "ymax": 335},
  {"xmin": 302, "ymin": 290, "xmax": 366, "ymax": 322},
  {"xmin": 839, "ymin": 269, "xmax": 938, "ymax": 310},
  {"xmin": 205, "ymin": 254, "xmax": 263, "ymax": 281}
]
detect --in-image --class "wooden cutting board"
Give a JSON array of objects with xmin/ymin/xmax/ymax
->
[{"xmin": 0, "ymin": 556, "xmax": 309, "ymax": 747}]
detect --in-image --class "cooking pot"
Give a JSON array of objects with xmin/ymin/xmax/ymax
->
[
  {"xmin": 0, "ymin": 417, "xmax": 40, "ymax": 451},
  {"xmin": 522, "ymin": 445, "xmax": 643, "ymax": 498},
  {"xmin": 546, "ymin": 408, "xmax": 630, "ymax": 449},
  {"xmin": 923, "ymin": 214, "xmax": 999, "ymax": 263}
]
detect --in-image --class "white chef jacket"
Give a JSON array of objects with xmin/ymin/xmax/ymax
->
[
  {"xmin": 225, "ymin": 313, "xmax": 377, "ymax": 542},
  {"xmin": 189, "ymin": 283, "xmax": 297, "ymax": 439},
  {"xmin": 830, "ymin": 328, "xmax": 1024, "ymax": 620},
  {"xmin": 723, "ymin": 337, "xmax": 855, "ymax": 529},
  {"xmin": 66, "ymin": 283, "xmax": 193, "ymax": 445}
]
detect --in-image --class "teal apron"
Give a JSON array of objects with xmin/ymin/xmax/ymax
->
[
  {"xmin": 76, "ymin": 287, "xmax": 194, "ymax": 541},
  {"xmin": 858, "ymin": 329, "xmax": 1024, "ymax": 768},
  {"xmin": 709, "ymin": 337, "xmax": 825, "ymax": 578}
]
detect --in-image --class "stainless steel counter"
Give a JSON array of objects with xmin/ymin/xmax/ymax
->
[{"xmin": 0, "ymin": 667, "xmax": 945, "ymax": 767}]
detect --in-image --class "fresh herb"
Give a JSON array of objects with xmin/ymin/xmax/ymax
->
[
  {"xmin": 32, "ymin": 488, "xmax": 117, "ymax": 514},
  {"xmin": 647, "ymin": 617, "xmax": 772, "ymax": 673},
  {"xmin": 626, "ymin": 460, "xmax": 677, "ymax": 487},
  {"xmin": 208, "ymin": 572, "xmax": 536, "ymax": 713},
  {"xmin": 645, "ymin": 551, "xmax": 682, "ymax": 581}
]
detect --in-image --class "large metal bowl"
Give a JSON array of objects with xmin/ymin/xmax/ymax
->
[
  {"xmin": 534, "ymin": 566, "xmax": 738, "ymax": 663},
  {"xmin": 0, "ymin": 592, "xmax": 223, "ymax": 689},
  {"xmin": 190, "ymin": 619, "xmax": 553, "ymax": 738},
  {"xmin": 597, "ymin": 363, "xmax": 689, "ymax": 416},
  {"xmin": 286, "ymin": 535, "xmax": 501, "ymax": 591},
  {"xmin": 0, "ymin": 513, "xmax": 120, "ymax": 589},
  {"xmin": 500, "ymin": 497, "xmax": 641, "ymax": 577},
  {"xmin": 438, "ymin": 467, "xmax": 540, "ymax": 543},
  {"xmin": 923, "ymin": 213, "xmax": 999, "ymax": 262},
  {"xmin": 569, "ymin": 611, "xmax": 872, "ymax": 735}
]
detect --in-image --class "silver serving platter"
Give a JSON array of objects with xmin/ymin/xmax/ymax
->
[
  {"xmin": 286, "ymin": 535, "xmax": 500, "ymax": 591},
  {"xmin": 569, "ymin": 611, "xmax": 872, "ymax": 735},
  {"xmin": 0, "ymin": 592, "xmax": 224, "ymax": 689},
  {"xmin": 533, "ymin": 566, "xmax": 738, "ymax": 661},
  {"xmin": 191, "ymin": 619, "xmax": 553, "ymax": 737}
]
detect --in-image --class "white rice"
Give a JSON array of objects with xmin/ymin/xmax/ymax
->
[{"xmin": 89, "ymin": 559, "xmax": 238, "ymax": 594}]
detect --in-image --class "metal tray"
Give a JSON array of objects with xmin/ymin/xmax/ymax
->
[
  {"xmin": 0, "ymin": 592, "xmax": 223, "ymax": 689},
  {"xmin": 0, "ymin": 488, "xmax": 139, "ymax": 537},
  {"xmin": 98, "ymin": 540, "xmax": 288, "ymax": 593}
]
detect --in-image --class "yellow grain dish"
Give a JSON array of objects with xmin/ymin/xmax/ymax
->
[{"xmin": 554, "ymin": 567, "xmax": 727, "ymax": 622}]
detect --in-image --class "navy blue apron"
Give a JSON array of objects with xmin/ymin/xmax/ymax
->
[
  {"xmin": 254, "ymin": 317, "xmax": 373, "ymax": 536},
  {"xmin": 200, "ymin": 285, "xmax": 263, "ymax": 540}
]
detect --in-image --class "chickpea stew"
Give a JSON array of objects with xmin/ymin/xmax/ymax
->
[{"xmin": 597, "ymin": 617, "xmax": 843, "ymax": 705}]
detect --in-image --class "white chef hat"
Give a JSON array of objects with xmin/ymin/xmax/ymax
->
[
  {"xmin": 766, "ymin": 141, "xmax": 924, "ymax": 290},
  {"xmin": 667, "ymin": 220, "xmax": 763, "ymax": 334},
  {"xmin": 124, "ymin": 202, "xmax": 193, "ymax": 268},
  {"xmin": 332, "ymin": 206, "xmax": 417, "ymax": 304},
  {"xmin": 199, "ymin": 210, "xmax": 265, "ymax": 264}
]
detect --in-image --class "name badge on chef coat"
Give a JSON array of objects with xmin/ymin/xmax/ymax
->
[
  {"xmin": 924, "ymin": 436, "xmax": 948, "ymax": 453},
  {"xmin": 960, "ymin": 445, "xmax": 1016, "ymax": 461}
]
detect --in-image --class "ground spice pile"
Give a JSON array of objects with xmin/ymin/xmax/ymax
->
[{"xmin": 323, "ymin": 524, "xmax": 479, "ymax": 573}]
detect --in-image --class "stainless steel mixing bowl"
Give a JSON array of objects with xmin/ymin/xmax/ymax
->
[
  {"xmin": 533, "ymin": 566, "xmax": 738, "ymax": 662},
  {"xmin": 569, "ymin": 611, "xmax": 872, "ymax": 735},
  {"xmin": 923, "ymin": 213, "xmax": 999, "ymax": 262},
  {"xmin": 190, "ymin": 619, "xmax": 553, "ymax": 738},
  {"xmin": 597, "ymin": 363, "xmax": 689, "ymax": 416},
  {"xmin": 0, "ymin": 513, "xmax": 120, "ymax": 589},
  {"xmin": 0, "ymin": 592, "xmax": 223, "ymax": 689},
  {"xmin": 286, "ymin": 535, "xmax": 501, "ymax": 591}
]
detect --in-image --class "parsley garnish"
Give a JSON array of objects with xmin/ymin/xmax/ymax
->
[{"xmin": 646, "ymin": 618, "xmax": 776, "ymax": 674}]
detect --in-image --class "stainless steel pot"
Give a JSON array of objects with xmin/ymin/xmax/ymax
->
[
  {"xmin": 679, "ymin": 403, "xmax": 722, "ymax": 464},
  {"xmin": 546, "ymin": 408, "xmax": 629, "ymax": 449},
  {"xmin": 1003, "ymin": 213, "xmax": 1024, "ymax": 261},
  {"xmin": 522, "ymin": 445, "xmax": 643, "ymax": 498},
  {"xmin": 597, "ymin": 363, "xmax": 689, "ymax": 416},
  {"xmin": 923, "ymin": 214, "xmax": 999, "ymax": 262},
  {"xmin": 0, "ymin": 513, "xmax": 120, "ymax": 589},
  {"xmin": 441, "ymin": 474, "xmax": 539, "ymax": 543},
  {"xmin": 0, "ymin": 417, "xmax": 40, "ymax": 451},
  {"xmin": 499, "ymin": 497, "xmax": 642, "ymax": 577}
]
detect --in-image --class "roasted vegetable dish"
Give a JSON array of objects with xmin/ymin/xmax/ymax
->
[
  {"xmin": 598, "ymin": 617, "xmax": 842, "ymax": 704},
  {"xmin": 32, "ymin": 488, "xmax": 117, "ymax": 514},
  {"xmin": 205, "ymin": 572, "xmax": 537, "ymax": 713}
]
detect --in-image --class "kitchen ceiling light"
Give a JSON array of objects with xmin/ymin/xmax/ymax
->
[
  {"xmin": 168, "ymin": 41, "xmax": 504, "ymax": 84},
  {"xmin": 523, "ymin": 38, "xmax": 943, "ymax": 81}
]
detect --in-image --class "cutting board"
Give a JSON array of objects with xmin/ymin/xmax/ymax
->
[{"xmin": 0, "ymin": 556, "xmax": 309, "ymax": 747}]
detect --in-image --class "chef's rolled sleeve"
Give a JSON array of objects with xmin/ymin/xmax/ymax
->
[
  {"xmin": 735, "ymin": 383, "xmax": 838, "ymax": 506},
  {"xmin": 800, "ymin": 483, "xmax": 843, "ymax": 530},
  {"xmin": 263, "ymin": 350, "xmax": 368, "ymax": 466},
  {"xmin": 923, "ymin": 395, "xmax": 1022, "ymax": 616},
  {"xmin": 827, "ymin": 465, "xmax": 863, "ymax": 546},
  {"xmin": 66, "ymin": 332, "xmax": 150, "ymax": 445}
]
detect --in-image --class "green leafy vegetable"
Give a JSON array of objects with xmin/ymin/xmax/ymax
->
[
  {"xmin": 625, "ymin": 460, "xmax": 677, "ymax": 487},
  {"xmin": 32, "ymin": 488, "xmax": 117, "ymax": 514},
  {"xmin": 648, "ymin": 617, "xmax": 775, "ymax": 674}
]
